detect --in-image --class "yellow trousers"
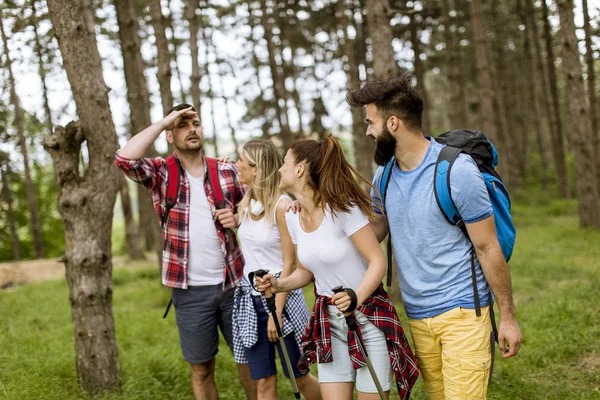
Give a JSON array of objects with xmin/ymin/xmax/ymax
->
[{"xmin": 408, "ymin": 306, "xmax": 493, "ymax": 400}]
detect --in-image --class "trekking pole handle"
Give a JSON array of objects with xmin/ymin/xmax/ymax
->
[
  {"xmin": 253, "ymin": 269, "xmax": 274, "ymax": 299},
  {"xmin": 332, "ymin": 286, "xmax": 358, "ymax": 331}
]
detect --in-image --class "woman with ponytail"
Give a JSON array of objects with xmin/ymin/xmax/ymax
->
[
  {"xmin": 256, "ymin": 136, "xmax": 418, "ymax": 399},
  {"xmin": 231, "ymin": 139, "xmax": 321, "ymax": 400}
]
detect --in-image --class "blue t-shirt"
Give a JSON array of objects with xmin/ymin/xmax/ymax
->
[{"xmin": 371, "ymin": 138, "xmax": 493, "ymax": 320}]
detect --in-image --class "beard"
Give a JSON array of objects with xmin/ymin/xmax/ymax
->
[
  {"xmin": 175, "ymin": 135, "xmax": 204, "ymax": 154},
  {"xmin": 373, "ymin": 124, "xmax": 397, "ymax": 166}
]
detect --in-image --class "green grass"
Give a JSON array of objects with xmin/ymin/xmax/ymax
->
[{"xmin": 1, "ymin": 200, "xmax": 599, "ymax": 399}]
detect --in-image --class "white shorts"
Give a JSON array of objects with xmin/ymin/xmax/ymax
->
[{"xmin": 317, "ymin": 306, "xmax": 392, "ymax": 393}]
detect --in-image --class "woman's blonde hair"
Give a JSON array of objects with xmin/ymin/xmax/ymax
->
[{"xmin": 237, "ymin": 139, "xmax": 284, "ymax": 224}]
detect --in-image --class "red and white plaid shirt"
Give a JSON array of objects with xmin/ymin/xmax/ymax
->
[
  {"xmin": 114, "ymin": 151, "xmax": 245, "ymax": 291},
  {"xmin": 299, "ymin": 285, "xmax": 419, "ymax": 399}
]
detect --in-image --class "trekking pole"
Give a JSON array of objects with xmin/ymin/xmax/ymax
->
[
  {"xmin": 251, "ymin": 269, "xmax": 301, "ymax": 399},
  {"xmin": 332, "ymin": 286, "xmax": 386, "ymax": 400}
]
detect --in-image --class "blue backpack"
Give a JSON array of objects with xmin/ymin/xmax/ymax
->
[{"xmin": 379, "ymin": 129, "xmax": 516, "ymax": 262}]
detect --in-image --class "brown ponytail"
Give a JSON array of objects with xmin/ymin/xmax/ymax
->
[{"xmin": 290, "ymin": 135, "xmax": 382, "ymax": 220}]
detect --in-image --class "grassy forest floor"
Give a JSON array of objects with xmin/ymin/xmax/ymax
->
[{"xmin": 1, "ymin": 198, "xmax": 599, "ymax": 399}]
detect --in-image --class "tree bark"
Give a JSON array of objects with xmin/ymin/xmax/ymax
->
[
  {"xmin": 489, "ymin": 0, "xmax": 518, "ymax": 188},
  {"xmin": 260, "ymin": 0, "xmax": 293, "ymax": 150},
  {"xmin": 287, "ymin": 46, "xmax": 305, "ymax": 137},
  {"xmin": 541, "ymin": 0, "xmax": 567, "ymax": 154},
  {"xmin": 556, "ymin": 0, "xmax": 600, "ymax": 229},
  {"xmin": 185, "ymin": 0, "xmax": 202, "ymax": 122},
  {"xmin": 1, "ymin": 163, "xmax": 20, "ymax": 261},
  {"xmin": 519, "ymin": 0, "xmax": 551, "ymax": 185},
  {"xmin": 248, "ymin": 2, "xmax": 270, "ymax": 139},
  {"xmin": 528, "ymin": 0, "xmax": 569, "ymax": 196},
  {"xmin": 119, "ymin": 177, "xmax": 145, "ymax": 260},
  {"xmin": 441, "ymin": 0, "xmax": 467, "ymax": 128},
  {"xmin": 201, "ymin": 25, "xmax": 220, "ymax": 157},
  {"xmin": 366, "ymin": 0, "xmax": 398, "ymax": 80},
  {"xmin": 166, "ymin": 0, "xmax": 187, "ymax": 104},
  {"xmin": 148, "ymin": 0, "xmax": 174, "ymax": 114},
  {"xmin": 45, "ymin": 0, "xmax": 122, "ymax": 391},
  {"xmin": 408, "ymin": 10, "xmax": 430, "ymax": 135},
  {"xmin": 338, "ymin": 0, "xmax": 373, "ymax": 183},
  {"xmin": 31, "ymin": 0, "xmax": 54, "ymax": 134},
  {"xmin": 469, "ymin": 0, "xmax": 497, "ymax": 142},
  {"xmin": 212, "ymin": 44, "xmax": 240, "ymax": 159},
  {"xmin": 0, "ymin": 14, "xmax": 45, "ymax": 259},
  {"xmin": 582, "ymin": 0, "xmax": 600, "ymax": 196},
  {"xmin": 114, "ymin": 0, "xmax": 161, "ymax": 257}
]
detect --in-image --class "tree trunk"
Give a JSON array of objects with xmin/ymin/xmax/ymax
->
[
  {"xmin": 528, "ymin": 0, "xmax": 569, "ymax": 196},
  {"xmin": 490, "ymin": 0, "xmax": 518, "ymax": 188},
  {"xmin": 338, "ymin": 0, "xmax": 373, "ymax": 183},
  {"xmin": 248, "ymin": 2, "xmax": 270, "ymax": 139},
  {"xmin": 274, "ymin": 2, "xmax": 304, "ymax": 137},
  {"xmin": 408, "ymin": 10, "xmax": 430, "ymax": 135},
  {"xmin": 260, "ymin": 0, "xmax": 293, "ymax": 150},
  {"xmin": 0, "ymin": 15, "xmax": 45, "ymax": 259},
  {"xmin": 519, "ymin": 0, "xmax": 551, "ymax": 184},
  {"xmin": 45, "ymin": 0, "xmax": 122, "ymax": 391},
  {"xmin": 582, "ymin": 0, "xmax": 600, "ymax": 196},
  {"xmin": 120, "ymin": 178, "xmax": 145, "ymax": 260},
  {"xmin": 469, "ymin": 0, "xmax": 497, "ymax": 142},
  {"xmin": 185, "ymin": 0, "xmax": 202, "ymax": 122},
  {"xmin": 353, "ymin": 0, "xmax": 371, "ymax": 81},
  {"xmin": 1, "ymin": 164, "xmax": 20, "ymax": 261},
  {"xmin": 114, "ymin": 0, "xmax": 162, "ymax": 258},
  {"xmin": 212, "ymin": 43, "xmax": 240, "ymax": 159},
  {"xmin": 166, "ymin": 0, "xmax": 187, "ymax": 104},
  {"xmin": 556, "ymin": 0, "xmax": 600, "ymax": 229},
  {"xmin": 31, "ymin": 0, "xmax": 54, "ymax": 134},
  {"xmin": 288, "ymin": 46, "xmax": 305, "ymax": 137},
  {"xmin": 541, "ymin": 0, "xmax": 568, "ymax": 156},
  {"xmin": 148, "ymin": 0, "xmax": 174, "ymax": 114},
  {"xmin": 201, "ymin": 25, "xmax": 220, "ymax": 157},
  {"xmin": 441, "ymin": 0, "xmax": 467, "ymax": 128},
  {"xmin": 366, "ymin": 0, "xmax": 398, "ymax": 80}
]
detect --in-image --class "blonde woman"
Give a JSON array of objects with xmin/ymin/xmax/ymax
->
[{"xmin": 231, "ymin": 139, "xmax": 321, "ymax": 400}]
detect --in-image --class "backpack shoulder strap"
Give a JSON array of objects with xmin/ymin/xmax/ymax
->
[
  {"xmin": 379, "ymin": 157, "xmax": 395, "ymax": 213},
  {"xmin": 205, "ymin": 157, "xmax": 224, "ymax": 208},
  {"xmin": 433, "ymin": 146, "xmax": 466, "ymax": 234},
  {"xmin": 378, "ymin": 158, "xmax": 395, "ymax": 288},
  {"xmin": 162, "ymin": 156, "xmax": 181, "ymax": 228}
]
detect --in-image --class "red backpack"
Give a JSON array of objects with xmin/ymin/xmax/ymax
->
[{"xmin": 162, "ymin": 156, "xmax": 225, "ymax": 228}]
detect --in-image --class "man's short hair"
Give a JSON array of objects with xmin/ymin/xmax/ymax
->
[
  {"xmin": 346, "ymin": 74, "xmax": 423, "ymax": 131},
  {"xmin": 165, "ymin": 103, "xmax": 196, "ymax": 117}
]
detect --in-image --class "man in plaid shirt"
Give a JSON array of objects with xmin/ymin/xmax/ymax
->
[{"xmin": 115, "ymin": 104, "xmax": 256, "ymax": 400}]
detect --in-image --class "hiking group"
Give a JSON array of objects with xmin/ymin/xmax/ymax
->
[{"xmin": 115, "ymin": 74, "xmax": 522, "ymax": 400}]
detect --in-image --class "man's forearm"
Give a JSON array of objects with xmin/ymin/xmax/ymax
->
[
  {"xmin": 119, "ymin": 120, "xmax": 167, "ymax": 160},
  {"xmin": 476, "ymin": 244, "xmax": 517, "ymax": 319}
]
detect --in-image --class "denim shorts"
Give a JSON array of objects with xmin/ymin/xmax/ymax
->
[
  {"xmin": 172, "ymin": 284, "xmax": 235, "ymax": 364},
  {"xmin": 317, "ymin": 306, "xmax": 392, "ymax": 393},
  {"xmin": 244, "ymin": 296, "xmax": 306, "ymax": 381}
]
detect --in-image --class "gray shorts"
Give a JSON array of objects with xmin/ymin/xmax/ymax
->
[
  {"xmin": 172, "ymin": 284, "xmax": 234, "ymax": 364},
  {"xmin": 317, "ymin": 306, "xmax": 392, "ymax": 393}
]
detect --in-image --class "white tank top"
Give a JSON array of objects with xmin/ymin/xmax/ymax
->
[{"xmin": 238, "ymin": 195, "xmax": 290, "ymax": 295}]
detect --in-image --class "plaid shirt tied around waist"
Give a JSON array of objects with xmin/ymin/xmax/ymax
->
[
  {"xmin": 299, "ymin": 284, "xmax": 419, "ymax": 399},
  {"xmin": 114, "ymin": 151, "xmax": 245, "ymax": 290},
  {"xmin": 232, "ymin": 272, "xmax": 310, "ymax": 364}
]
